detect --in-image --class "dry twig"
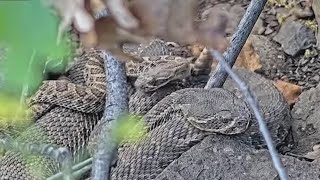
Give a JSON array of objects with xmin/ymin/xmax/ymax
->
[{"xmin": 91, "ymin": 51, "xmax": 128, "ymax": 180}]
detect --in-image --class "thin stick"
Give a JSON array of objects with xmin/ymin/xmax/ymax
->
[
  {"xmin": 205, "ymin": 0, "xmax": 268, "ymax": 89},
  {"xmin": 210, "ymin": 49, "xmax": 289, "ymax": 180},
  {"xmin": 91, "ymin": 51, "xmax": 128, "ymax": 180}
]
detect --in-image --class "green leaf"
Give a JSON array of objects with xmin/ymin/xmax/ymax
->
[
  {"xmin": 113, "ymin": 114, "xmax": 147, "ymax": 143},
  {"xmin": 0, "ymin": 0, "xmax": 73, "ymax": 97}
]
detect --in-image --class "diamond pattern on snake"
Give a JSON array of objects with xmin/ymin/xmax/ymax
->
[
  {"xmin": 0, "ymin": 38, "xmax": 291, "ymax": 180},
  {"xmin": 0, "ymin": 39, "xmax": 204, "ymax": 179}
]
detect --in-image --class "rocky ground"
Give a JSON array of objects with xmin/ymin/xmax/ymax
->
[
  {"xmin": 157, "ymin": 136, "xmax": 320, "ymax": 180},
  {"xmin": 159, "ymin": 0, "xmax": 320, "ymax": 179}
]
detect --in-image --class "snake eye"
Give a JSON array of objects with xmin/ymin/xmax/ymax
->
[
  {"xmin": 143, "ymin": 78, "xmax": 168, "ymax": 92},
  {"xmin": 166, "ymin": 42, "xmax": 180, "ymax": 48},
  {"xmin": 152, "ymin": 78, "xmax": 168, "ymax": 87},
  {"xmin": 148, "ymin": 78, "xmax": 156, "ymax": 85}
]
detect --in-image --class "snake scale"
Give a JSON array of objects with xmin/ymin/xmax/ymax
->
[
  {"xmin": 0, "ymin": 38, "xmax": 291, "ymax": 179},
  {"xmin": 107, "ymin": 70, "xmax": 291, "ymax": 180}
]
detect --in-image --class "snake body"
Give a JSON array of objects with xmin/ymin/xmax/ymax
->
[
  {"xmin": 0, "ymin": 40, "xmax": 197, "ymax": 179},
  {"xmin": 111, "ymin": 88, "xmax": 251, "ymax": 179},
  {"xmin": 108, "ymin": 68, "xmax": 291, "ymax": 179},
  {"xmin": 0, "ymin": 38, "xmax": 291, "ymax": 179},
  {"xmin": 0, "ymin": 51, "xmax": 105, "ymax": 180}
]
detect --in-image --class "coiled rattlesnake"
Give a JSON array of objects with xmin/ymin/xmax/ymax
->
[
  {"xmin": 0, "ymin": 39, "xmax": 202, "ymax": 179},
  {"xmin": 0, "ymin": 38, "xmax": 291, "ymax": 179},
  {"xmin": 108, "ymin": 69, "xmax": 291, "ymax": 179}
]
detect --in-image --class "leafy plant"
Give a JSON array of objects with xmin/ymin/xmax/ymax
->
[
  {"xmin": 0, "ymin": 0, "xmax": 73, "ymax": 97},
  {"xmin": 113, "ymin": 114, "xmax": 147, "ymax": 143},
  {"xmin": 0, "ymin": 0, "xmax": 73, "ymax": 156}
]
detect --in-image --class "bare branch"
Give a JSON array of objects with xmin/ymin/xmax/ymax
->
[
  {"xmin": 91, "ymin": 51, "xmax": 128, "ymax": 180},
  {"xmin": 205, "ymin": 0, "xmax": 268, "ymax": 89},
  {"xmin": 209, "ymin": 49, "xmax": 289, "ymax": 180}
]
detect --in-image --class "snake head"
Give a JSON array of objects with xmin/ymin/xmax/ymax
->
[
  {"xmin": 176, "ymin": 88, "xmax": 251, "ymax": 135},
  {"xmin": 134, "ymin": 57, "xmax": 194, "ymax": 92}
]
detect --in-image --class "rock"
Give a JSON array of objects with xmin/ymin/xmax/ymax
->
[
  {"xmin": 210, "ymin": 3, "xmax": 246, "ymax": 35},
  {"xmin": 279, "ymin": 54, "xmax": 320, "ymax": 91},
  {"xmin": 268, "ymin": 20, "xmax": 278, "ymax": 28},
  {"xmin": 274, "ymin": 80, "xmax": 302, "ymax": 106},
  {"xmin": 252, "ymin": 16, "xmax": 265, "ymax": 35},
  {"xmin": 292, "ymin": 83, "xmax": 320, "ymax": 154},
  {"xmin": 265, "ymin": 14, "xmax": 278, "ymax": 22},
  {"xmin": 304, "ymin": 144, "xmax": 320, "ymax": 160},
  {"xmin": 233, "ymin": 38, "xmax": 262, "ymax": 72},
  {"xmin": 273, "ymin": 20, "xmax": 317, "ymax": 56},
  {"xmin": 211, "ymin": 35, "xmax": 264, "ymax": 73},
  {"xmin": 312, "ymin": 75, "xmax": 320, "ymax": 81},
  {"xmin": 156, "ymin": 136, "xmax": 320, "ymax": 180},
  {"xmin": 249, "ymin": 35, "xmax": 286, "ymax": 79},
  {"xmin": 301, "ymin": 66, "xmax": 308, "ymax": 72},
  {"xmin": 264, "ymin": 25, "xmax": 274, "ymax": 35}
]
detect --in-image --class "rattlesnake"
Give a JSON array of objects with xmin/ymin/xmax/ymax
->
[
  {"xmin": 107, "ymin": 69, "xmax": 291, "ymax": 179},
  {"xmin": 0, "ymin": 39, "xmax": 201, "ymax": 179},
  {"xmin": 0, "ymin": 38, "xmax": 291, "ymax": 179},
  {"xmin": 85, "ymin": 67, "xmax": 291, "ymax": 180},
  {"xmin": 0, "ymin": 50, "xmax": 105, "ymax": 180}
]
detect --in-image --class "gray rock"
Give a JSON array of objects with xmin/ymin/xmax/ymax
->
[
  {"xmin": 211, "ymin": 3, "xmax": 246, "ymax": 35},
  {"xmin": 292, "ymin": 83, "xmax": 320, "ymax": 154},
  {"xmin": 156, "ymin": 136, "xmax": 320, "ymax": 180},
  {"xmin": 249, "ymin": 35, "xmax": 286, "ymax": 79},
  {"xmin": 273, "ymin": 20, "xmax": 316, "ymax": 56},
  {"xmin": 252, "ymin": 17, "xmax": 265, "ymax": 35}
]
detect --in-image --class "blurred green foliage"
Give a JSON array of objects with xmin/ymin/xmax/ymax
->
[
  {"xmin": 0, "ymin": 0, "xmax": 73, "ymax": 97},
  {"xmin": 114, "ymin": 114, "xmax": 147, "ymax": 143},
  {"xmin": 0, "ymin": 1, "xmax": 147, "ymax": 178},
  {"xmin": 0, "ymin": 92, "xmax": 32, "ymax": 139},
  {"xmin": 0, "ymin": 0, "xmax": 73, "ymax": 152}
]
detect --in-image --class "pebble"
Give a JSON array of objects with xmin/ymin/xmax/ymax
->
[
  {"xmin": 265, "ymin": 15, "xmax": 278, "ymax": 22},
  {"xmin": 264, "ymin": 26, "xmax": 274, "ymax": 35},
  {"xmin": 301, "ymin": 66, "xmax": 308, "ymax": 73},
  {"xmin": 268, "ymin": 20, "xmax": 279, "ymax": 28},
  {"xmin": 312, "ymin": 75, "xmax": 320, "ymax": 81},
  {"xmin": 273, "ymin": 20, "xmax": 317, "ymax": 56}
]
